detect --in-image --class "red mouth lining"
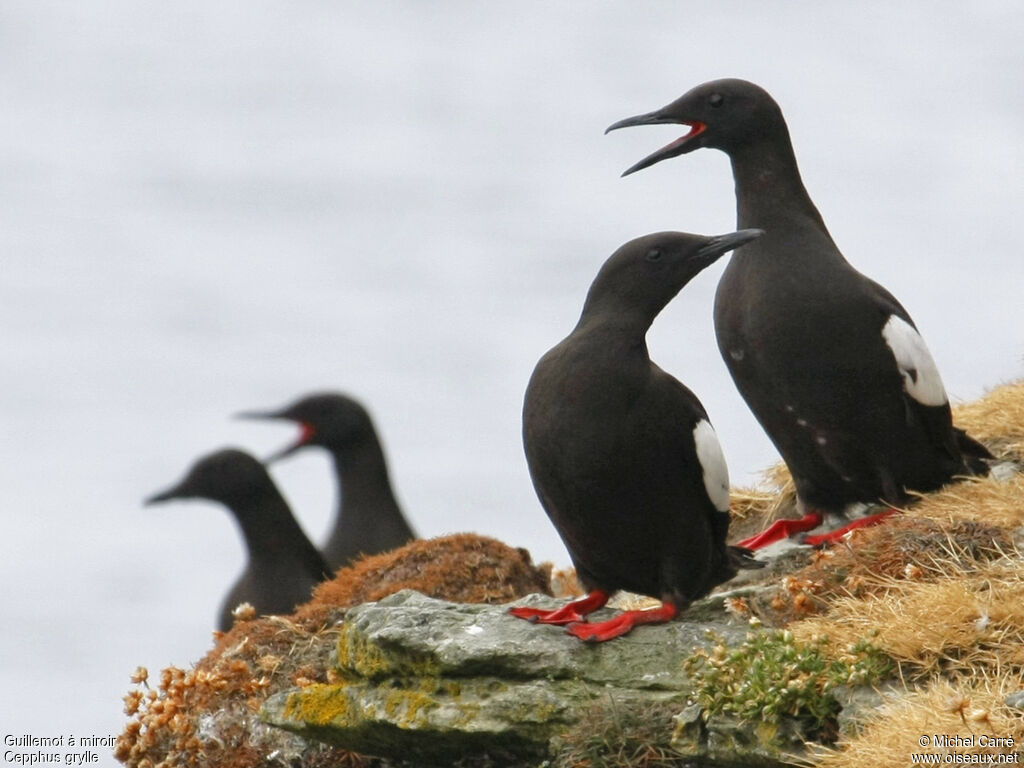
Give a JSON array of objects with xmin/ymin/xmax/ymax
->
[
  {"xmin": 683, "ymin": 120, "xmax": 707, "ymax": 138},
  {"xmin": 659, "ymin": 121, "xmax": 706, "ymax": 154}
]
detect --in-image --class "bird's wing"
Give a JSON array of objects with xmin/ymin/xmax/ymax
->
[
  {"xmin": 866, "ymin": 279, "xmax": 960, "ymax": 461},
  {"xmin": 645, "ymin": 365, "xmax": 729, "ymax": 515}
]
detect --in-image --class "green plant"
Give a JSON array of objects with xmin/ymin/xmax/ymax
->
[{"xmin": 683, "ymin": 628, "xmax": 892, "ymax": 741}]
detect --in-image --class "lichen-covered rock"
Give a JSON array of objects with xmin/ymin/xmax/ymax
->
[
  {"xmin": 332, "ymin": 589, "xmax": 739, "ymax": 686},
  {"xmin": 261, "ymin": 590, "xmax": 823, "ymax": 766}
]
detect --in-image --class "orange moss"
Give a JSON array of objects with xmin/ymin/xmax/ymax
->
[{"xmin": 293, "ymin": 532, "xmax": 551, "ymax": 626}]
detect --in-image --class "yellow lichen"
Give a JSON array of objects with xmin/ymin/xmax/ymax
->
[
  {"xmin": 335, "ymin": 622, "xmax": 442, "ymax": 680},
  {"xmin": 281, "ymin": 683, "xmax": 356, "ymax": 727}
]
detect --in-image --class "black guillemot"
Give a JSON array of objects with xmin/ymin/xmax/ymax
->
[
  {"xmin": 607, "ymin": 78, "xmax": 992, "ymax": 548},
  {"xmin": 511, "ymin": 230, "xmax": 763, "ymax": 641},
  {"xmin": 146, "ymin": 448, "xmax": 329, "ymax": 630}
]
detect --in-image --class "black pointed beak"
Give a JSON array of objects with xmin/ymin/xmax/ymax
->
[
  {"xmin": 696, "ymin": 229, "xmax": 764, "ymax": 261},
  {"xmin": 144, "ymin": 482, "xmax": 189, "ymax": 506},
  {"xmin": 234, "ymin": 409, "xmax": 279, "ymax": 422},
  {"xmin": 605, "ymin": 107, "xmax": 682, "ymax": 134},
  {"xmin": 606, "ymin": 104, "xmax": 706, "ymax": 177},
  {"xmin": 237, "ymin": 409, "xmax": 314, "ymax": 464},
  {"xmin": 263, "ymin": 439, "xmax": 305, "ymax": 464}
]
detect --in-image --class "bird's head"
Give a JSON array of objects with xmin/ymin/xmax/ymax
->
[
  {"xmin": 238, "ymin": 392, "xmax": 374, "ymax": 462},
  {"xmin": 586, "ymin": 229, "xmax": 763, "ymax": 320},
  {"xmin": 145, "ymin": 448, "xmax": 269, "ymax": 507},
  {"xmin": 606, "ymin": 78, "xmax": 785, "ymax": 175}
]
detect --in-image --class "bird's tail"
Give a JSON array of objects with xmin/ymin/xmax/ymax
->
[
  {"xmin": 727, "ymin": 544, "xmax": 764, "ymax": 570},
  {"xmin": 954, "ymin": 427, "xmax": 995, "ymax": 475},
  {"xmin": 710, "ymin": 511, "xmax": 764, "ymax": 577}
]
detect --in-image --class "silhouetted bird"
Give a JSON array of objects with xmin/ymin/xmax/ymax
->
[
  {"xmin": 146, "ymin": 448, "xmax": 329, "ymax": 631},
  {"xmin": 607, "ymin": 78, "xmax": 991, "ymax": 548},
  {"xmin": 510, "ymin": 230, "xmax": 763, "ymax": 641},
  {"xmin": 238, "ymin": 393, "xmax": 416, "ymax": 569}
]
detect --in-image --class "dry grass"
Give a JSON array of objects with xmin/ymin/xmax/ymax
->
[
  {"xmin": 805, "ymin": 675, "xmax": 1024, "ymax": 768},
  {"xmin": 754, "ymin": 515, "xmax": 1011, "ymax": 625},
  {"xmin": 727, "ymin": 472, "xmax": 798, "ymax": 543},
  {"xmin": 790, "ymin": 557, "xmax": 1024, "ymax": 678},
  {"xmin": 908, "ymin": 471, "xmax": 1024, "ymax": 529}
]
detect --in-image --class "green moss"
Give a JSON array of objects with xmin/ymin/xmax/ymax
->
[{"xmin": 683, "ymin": 628, "xmax": 892, "ymax": 742}]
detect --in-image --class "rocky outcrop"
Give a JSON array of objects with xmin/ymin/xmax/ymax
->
[{"xmin": 261, "ymin": 589, "xmax": 846, "ymax": 767}]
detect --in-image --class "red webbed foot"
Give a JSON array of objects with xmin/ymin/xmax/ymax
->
[
  {"xmin": 566, "ymin": 601, "xmax": 679, "ymax": 642},
  {"xmin": 802, "ymin": 509, "xmax": 897, "ymax": 547},
  {"xmin": 508, "ymin": 589, "xmax": 609, "ymax": 626},
  {"xmin": 736, "ymin": 512, "xmax": 824, "ymax": 550}
]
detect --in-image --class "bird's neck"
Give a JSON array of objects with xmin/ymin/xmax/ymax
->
[
  {"xmin": 729, "ymin": 137, "xmax": 830, "ymax": 236},
  {"xmin": 570, "ymin": 309, "xmax": 652, "ymax": 376},
  {"xmin": 328, "ymin": 436, "xmax": 404, "ymax": 528},
  {"xmin": 230, "ymin": 488, "xmax": 311, "ymax": 563},
  {"xmin": 577, "ymin": 294, "xmax": 657, "ymax": 342}
]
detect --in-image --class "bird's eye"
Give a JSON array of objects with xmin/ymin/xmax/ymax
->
[
  {"xmin": 646, "ymin": 248, "xmax": 663, "ymax": 262},
  {"xmin": 708, "ymin": 93, "xmax": 724, "ymax": 108}
]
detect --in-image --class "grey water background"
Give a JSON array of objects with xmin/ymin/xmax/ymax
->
[{"xmin": 0, "ymin": 0, "xmax": 1021, "ymax": 754}]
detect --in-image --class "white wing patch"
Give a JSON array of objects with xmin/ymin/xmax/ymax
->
[
  {"xmin": 881, "ymin": 315, "xmax": 948, "ymax": 407},
  {"xmin": 692, "ymin": 419, "xmax": 730, "ymax": 512}
]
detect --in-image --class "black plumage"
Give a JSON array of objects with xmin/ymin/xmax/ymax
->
[
  {"xmin": 238, "ymin": 393, "xmax": 416, "ymax": 569},
  {"xmin": 510, "ymin": 230, "xmax": 762, "ymax": 641},
  {"xmin": 607, "ymin": 78, "xmax": 992, "ymax": 547},
  {"xmin": 146, "ymin": 448, "xmax": 329, "ymax": 631}
]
